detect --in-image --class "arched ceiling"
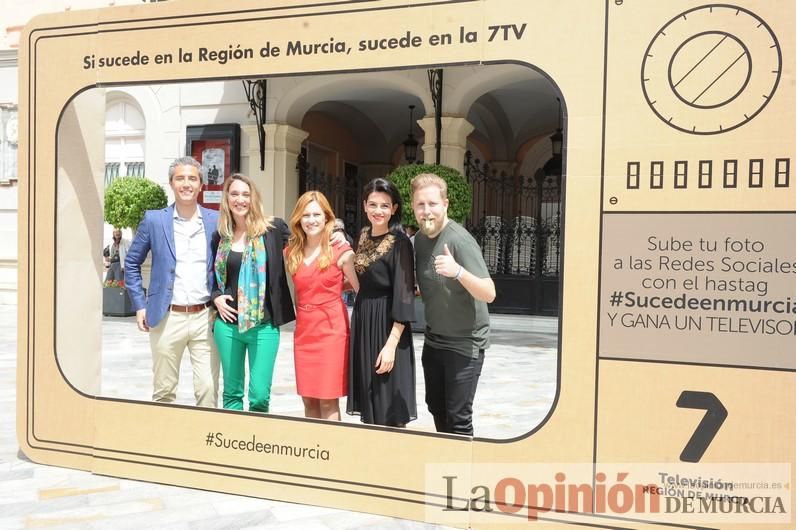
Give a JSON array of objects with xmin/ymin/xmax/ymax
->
[
  {"xmin": 467, "ymin": 76, "xmax": 561, "ymax": 158},
  {"xmin": 271, "ymin": 64, "xmax": 561, "ymax": 164}
]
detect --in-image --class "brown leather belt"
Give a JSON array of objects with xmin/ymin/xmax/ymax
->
[{"xmin": 169, "ymin": 302, "xmax": 211, "ymax": 313}]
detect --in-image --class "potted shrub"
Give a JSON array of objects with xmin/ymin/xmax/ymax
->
[
  {"xmin": 387, "ymin": 163, "xmax": 472, "ymax": 226},
  {"xmin": 104, "ymin": 175, "xmax": 168, "ymax": 232},
  {"xmin": 102, "ymin": 176, "xmax": 167, "ymax": 317},
  {"xmin": 387, "ymin": 164, "xmax": 473, "ymax": 332},
  {"xmin": 102, "ymin": 279, "xmax": 135, "ymax": 317}
]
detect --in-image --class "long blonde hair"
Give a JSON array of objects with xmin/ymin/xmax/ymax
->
[
  {"xmin": 217, "ymin": 173, "xmax": 273, "ymax": 238},
  {"xmin": 286, "ymin": 191, "xmax": 335, "ymax": 275}
]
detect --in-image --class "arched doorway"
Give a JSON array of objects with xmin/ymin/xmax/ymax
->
[{"xmin": 276, "ymin": 64, "xmax": 564, "ymax": 314}]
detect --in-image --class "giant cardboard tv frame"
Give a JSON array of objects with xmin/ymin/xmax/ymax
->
[{"xmin": 17, "ymin": 1, "xmax": 795, "ymax": 528}]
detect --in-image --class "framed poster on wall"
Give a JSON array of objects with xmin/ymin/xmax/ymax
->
[{"xmin": 186, "ymin": 123, "xmax": 240, "ymax": 209}]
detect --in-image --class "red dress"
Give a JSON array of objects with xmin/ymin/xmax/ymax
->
[{"xmin": 290, "ymin": 243, "xmax": 352, "ymax": 399}]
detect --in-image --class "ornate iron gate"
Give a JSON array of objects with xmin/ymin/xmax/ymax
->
[
  {"xmin": 464, "ymin": 151, "xmax": 562, "ymax": 315},
  {"xmin": 297, "ymin": 151, "xmax": 361, "ymax": 238},
  {"xmin": 297, "ymin": 150, "xmax": 562, "ymax": 315}
]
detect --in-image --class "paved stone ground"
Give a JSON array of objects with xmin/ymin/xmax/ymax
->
[{"xmin": 2, "ymin": 304, "xmax": 557, "ymax": 529}]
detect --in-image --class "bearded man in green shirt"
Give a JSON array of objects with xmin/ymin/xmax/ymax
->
[{"xmin": 411, "ymin": 173, "xmax": 496, "ymax": 436}]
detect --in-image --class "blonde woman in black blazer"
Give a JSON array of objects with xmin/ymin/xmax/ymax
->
[{"xmin": 210, "ymin": 174, "xmax": 294, "ymax": 413}]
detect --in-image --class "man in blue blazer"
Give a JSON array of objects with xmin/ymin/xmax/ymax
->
[{"xmin": 125, "ymin": 156, "xmax": 220, "ymax": 408}]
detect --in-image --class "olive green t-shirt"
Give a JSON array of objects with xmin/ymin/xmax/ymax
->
[{"xmin": 414, "ymin": 220, "xmax": 491, "ymax": 358}]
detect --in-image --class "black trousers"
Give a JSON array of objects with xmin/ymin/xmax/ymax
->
[{"xmin": 421, "ymin": 343, "xmax": 484, "ymax": 436}]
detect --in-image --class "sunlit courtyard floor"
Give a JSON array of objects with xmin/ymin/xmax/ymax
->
[{"xmin": 100, "ymin": 310, "xmax": 557, "ymax": 440}]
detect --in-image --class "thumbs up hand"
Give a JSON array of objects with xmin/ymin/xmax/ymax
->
[{"xmin": 434, "ymin": 243, "xmax": 461, "ymax": 278}]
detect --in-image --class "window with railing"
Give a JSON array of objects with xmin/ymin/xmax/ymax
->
[
  {"xmin": 104, "ymin": 163, "xmax": 120, "ymax": 187},
  {"xmin": 0, "ymin": 105, "xmax": 18, "ymax": 185},
  {"xmin": 105, "ymin": 98, "xmax": 145, "ymax": 187},
  {"xmin": 125, "ymin": 161, "xmax": 145, "ymax": 177},
  {"xmin": 104, "ymin": 161, "xmax": 146, "ymax": 187}
]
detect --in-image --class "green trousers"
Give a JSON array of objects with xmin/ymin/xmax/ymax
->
[{"xmin": 213, "ymin": 319, "xmax": 280, "ymax": 412}]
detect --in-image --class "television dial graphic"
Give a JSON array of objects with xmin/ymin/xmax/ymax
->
[{"xmin": 641, "ymin": 5, "xmax": 781, "ymax": 135}]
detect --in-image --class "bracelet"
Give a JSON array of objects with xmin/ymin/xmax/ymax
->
[{"xmin": 454, "ymin": 265, "xmax": 464, "ymax": 281}]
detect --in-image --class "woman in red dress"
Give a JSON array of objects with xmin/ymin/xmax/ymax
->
[{"xmin": 285, "ymin": 191, "xmax": 359, "ymax": 420}]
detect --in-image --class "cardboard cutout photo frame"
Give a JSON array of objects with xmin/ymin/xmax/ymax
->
[{"xmin": 18, "ymin": 1, "xmax": 795, "ymax": 528}]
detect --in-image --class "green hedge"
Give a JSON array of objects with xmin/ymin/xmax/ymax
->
[
  {"xmin": 104, "ymin": 176, "xmax": 168, "ymax": 229},
  {"xmin": 387, "ymin": 164, "xmax": 472, "ymax": 226}
]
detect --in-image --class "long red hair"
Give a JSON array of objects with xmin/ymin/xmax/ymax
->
[{"xmin": 285, "ymin": 191, "xmax": 336, "ymax": 275}]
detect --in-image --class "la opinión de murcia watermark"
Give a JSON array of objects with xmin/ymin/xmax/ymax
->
[
  {"xmin": 427, "ymin": 463, "xmax": 791, "ymax": 524},
  {"xmin": 204, "ymin": 432, "xmax": 331, "ymax": 461},
  {"xmin": 442, "ymin": 471, "xmax": 662, "ymax": 521}
]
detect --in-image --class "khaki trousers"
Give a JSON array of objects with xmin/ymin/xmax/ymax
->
[{"xmin": 148, "ymin": 307, "xmax": 220, "ymax": 407}]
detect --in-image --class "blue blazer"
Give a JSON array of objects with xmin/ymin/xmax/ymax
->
[{"xmin": 125, "ymin": 204, "xmax": 219, "ymax": 328}]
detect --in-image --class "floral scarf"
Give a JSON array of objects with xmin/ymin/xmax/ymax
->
[{"xmin": 214, "ymin": 235, "xmax": 267, "ymax": 332}]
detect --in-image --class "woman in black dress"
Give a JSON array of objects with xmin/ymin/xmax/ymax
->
[{"xmin": 347, "ymin": 178, "xmax": 416, "ymax": 426}]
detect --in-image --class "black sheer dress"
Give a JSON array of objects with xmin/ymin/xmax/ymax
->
[{"xmin": 347, "ymin": 228, "xmax": 416, "ymax": 426}]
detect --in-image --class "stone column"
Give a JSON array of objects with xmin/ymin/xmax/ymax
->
[
  {"xmin": 263, "ymin": 123, "xmax": 309, "ymax": 219},
  {"xmin": 417, "ymin": 116, "xmax": 474, "ymax": 174},
  {"xmin": 240, "ymin": 124, "xmax": 270, "ymax": 211}
]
